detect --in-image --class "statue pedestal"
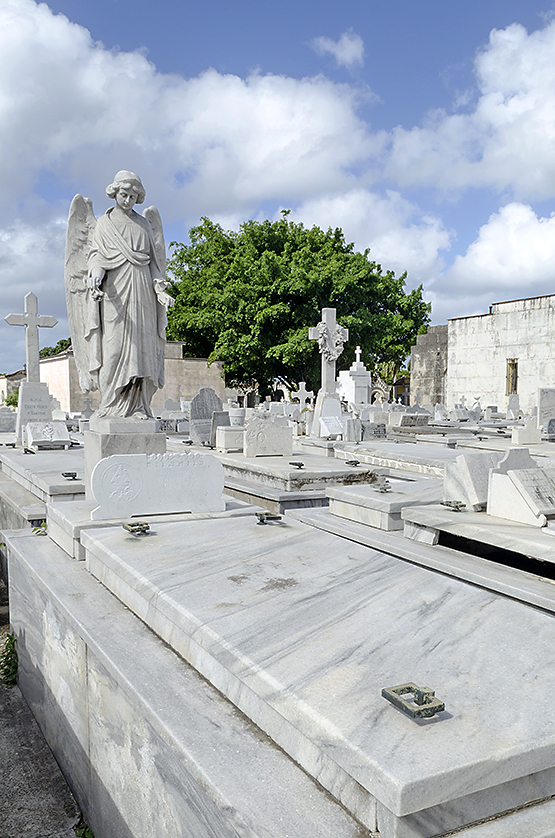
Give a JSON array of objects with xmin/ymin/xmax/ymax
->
[{"xmin": 85, "ymin": 417, "xmax": 166, "ymax": 501}]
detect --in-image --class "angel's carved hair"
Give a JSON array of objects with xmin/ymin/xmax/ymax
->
[{"xmin": 106, "ymin": 170, "xmax": 146, "ymax": 204}]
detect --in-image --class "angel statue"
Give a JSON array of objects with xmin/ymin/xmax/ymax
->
[{"xmin": 64, "ymin": 170, "xmax": 174, "ymax": 419}]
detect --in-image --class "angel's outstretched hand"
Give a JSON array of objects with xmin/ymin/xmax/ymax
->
[{"xmin": 153, "ymin": 278, "xmax": 175, "ymax": 308}]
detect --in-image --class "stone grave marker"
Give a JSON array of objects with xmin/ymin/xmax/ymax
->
[
  {"xmin": 308, "ymin": 307, "xmax": 348, "ymax": 437},
  {"xmin": 90, "ymin": 451, "xmax": 225, "ymax": 519},
  {"xmin": 4, "ymin": 292, "xmax": 57, "ymax": 443},
  {"xmin": 210, "ymin": 410, "xmax": 230, "ymax": 446},
  {"xmin": 190, "ymin": 387, "xmax": 222, "ymax": 444},
  {"xmin": 243, "ymin": 417, "xmax": 293, "ymax": 457},
  {"xmin": 343, "ymin": 417, "xmax": 362, "ymax": 442},
  {"xmin": 538, "ymin": 388, "xmax": 555, "ymax": 429},
  {"xmin": 486, "ymin": 447, "xmax": 547, "ymax": 526},
  {"xmin": 444, "ymin": 451, "xmax": 503, "ymax": 511},
  {"xmin": 362, "ymin": 422, "xmax": 386, "ymax": 440},
  {"xmin": 319, "ymin": 415, "xmax": 344, "ymax": 438},
  {"xmin": 26, "ymin": 421, "xmax": 71, "ymax": 450},
  {"xmin": 512, "ymin": 417, "xmax": 541, "ymax": 445},
  {"xmin": 0, "ymin": 407, "xmax": 16, "ymax": 433}
]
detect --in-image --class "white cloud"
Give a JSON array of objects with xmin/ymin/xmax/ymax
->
[
  {"xmin": 0, "ymin": 0, "xmax": 376, "ymax": 228},
  {"xmin": 424, "ymin": 202, "xmax": 555, "ymax": 324},
  {"xmin": 287, "ymin": 188, "xmax": 452, "ymax": 288},
  {"xmin": 386, "ymin": 21, "xmax": 555, "ymax": 200},
  {"xmin": 0, "ymin": 214, "xmax": 69, "ymax": 373},
  {"xmin": 310, "ymin": 31, "xmax": 365, "ymax": 70}
]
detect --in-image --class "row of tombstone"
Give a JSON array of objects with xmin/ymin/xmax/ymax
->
[{"xmin": 444, "ymin": 446, "xmax": 555, "ymax": 529}]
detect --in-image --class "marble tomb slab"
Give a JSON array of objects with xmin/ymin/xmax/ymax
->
[
  {"xmin": 82, "ymin": 514, "xmax": 555, "ymax": 835},
  {"xmin": 402, "ymin": 503, "xmax": 555, "ymax": 564},
  {"xmin": 6, "ymin": 531, "xmax": 367, "ymax": 838},
  {"xmin": 47, "ymin": 496, "xmax": 260, "ymax": 560},
  {"xmin": 216, "ymin": 452, "xmax": 378, "ymax": 491},
  {"xmin": 327, "ymin": 476, "xmax": 442, "ymax": 530},
  {"xmin": 334, "ymin": 441, "xmax": 460, "ymax": 477},
  {"xmin": 0, "ymin": 447, "xmax": 85, "ymax": 503}
]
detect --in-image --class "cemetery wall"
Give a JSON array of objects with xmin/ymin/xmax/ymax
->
[
  {"xmin": 39, "ymin": 344, "xmax": 234, "ymax": 412},
  {"xmin": 409, "ymin": 324, "xmax": 447, "ymax": 405},
  {"xmin": 446, "ymin": 294, "xmax": 555, "ymax": 412}
]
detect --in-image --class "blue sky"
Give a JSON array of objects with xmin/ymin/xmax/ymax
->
[{"xmin": 2, "ymin": 0, "xmax": 555, "ymax": 372}]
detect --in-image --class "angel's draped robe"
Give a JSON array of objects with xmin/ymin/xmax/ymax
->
[{"xmin": 86, "ymin": 208, "xmax": 166, "ymax": 416}]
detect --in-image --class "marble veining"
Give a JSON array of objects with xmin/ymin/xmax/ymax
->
[{"xmin": 82, "ymin": 513, "xmax": 555, "ymax": 822}]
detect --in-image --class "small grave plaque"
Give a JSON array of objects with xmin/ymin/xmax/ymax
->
[
  {"xmin": 399, "ymin": 413, "xmax": 429, "ymax": 427},
  {"xmin": 190, "ymin": 419, "xmax": 212, "ymax": 445},
  {"xmin": 26, "ymin": 421, "xmax": 71, "ymax": 450},
  {"xmin": 508, "ymin": 468, "xmax": 555, "ymax": 517},
  {"xmin": 319, "ymin": 416, "xmax": 344, "ymax": 437}
]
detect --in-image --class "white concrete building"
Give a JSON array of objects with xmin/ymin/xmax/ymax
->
[{"xmin": 411, "ymin": 294, "xmax": 555, "ymax": 413}]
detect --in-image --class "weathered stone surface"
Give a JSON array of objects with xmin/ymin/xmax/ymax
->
[
  {"xmin": 243, "ymin": 417, "xmax": 293, "ymax": 457},
  {"xmin": 90, "ymin": 451, "xmax": 225, "ymax": 519}
]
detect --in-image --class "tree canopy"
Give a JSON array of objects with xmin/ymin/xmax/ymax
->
[
  {"xmin": 39, "ymin": 338, "xmax": 71, "ymax": 358},
  {"xmin": 167, "ymin": 213, "xmax": 430, "ymax": 397}
]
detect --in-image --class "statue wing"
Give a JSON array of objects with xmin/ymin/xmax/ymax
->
[
  {"xmin": 64, "ymin": 194, "xmax": 98, "ymax": 393},
  {"xmin": 143, "ymin": 205, "xmax": 166, "ymax": 276}
]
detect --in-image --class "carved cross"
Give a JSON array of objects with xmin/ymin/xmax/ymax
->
[
  {"xmin": 291, "ymin": 381, "xmax": 314, "ymax": 406},
  {"xmin": 5, "ymin": 292, "xmax": 57, "ymax": 383},
  {"xmin": 308, "ymin": 308, "xmax": 349, "ymax": 395},
  {"xmin": 355, "ymin": 345, "xmax": 362, "ymax": 364}
]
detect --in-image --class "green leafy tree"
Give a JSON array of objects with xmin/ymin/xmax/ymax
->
[
  {"xmin": 167, "ymin": 214, "xmax": 430, "ymax": 397},
  {"xmin": 5, "ymin": 388, "xmax": 18, "ymax": 408},
  {"xmin": 39, "ymin": 337, "xmax": 71, "ymax": 358}
]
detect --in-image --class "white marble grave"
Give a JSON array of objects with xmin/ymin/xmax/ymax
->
[
  {"xmin": 444, "ymin": 451, "xmax": 504, "ymax": 511},
  {"xmin": 486, "ymin": 448, "xmax": 552, "ymax": 527},
  {"xmin": 26, "ymin": 421, "xmax": 71, "ymax": 450},
  {"xmin": 243, "ymin": 416, "xmax": 293, "ymax": 457},
  {"xmin": 90, "ymin": 451, "xmax": 225, "ymax": 519}
]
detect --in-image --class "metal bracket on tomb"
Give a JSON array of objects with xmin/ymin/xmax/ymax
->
[
  {"xmin": 122, "ymin": 522, "xmax": 151, "ymax": 536},
  {"xmin": 289, "ymin": 461, "xmax": 305, "ymax": 469},
  {"xmin": 440, "ymin": 500, "xmax": 466, "ymax": 512},
  {"xmin": 4, "ymin": 442, "xmax": 15, "ymax": 448},
  {"xmin": 62, "ymin": 472, "xmax": 78, "ymax": 480},
  {"xmin": 374, "ymin": 475, "xmax": 392, "ymax": 493},
  {"xmin": 23, "ymin": 448, "xmax": 36, "ymax": 455},
  {"xmin": 382, "ymin": 683, "xmax": 445, "ymax": 719},
  {"xmin": 256, "ymin": 511, "xmax": 282, "ymax": 525},
  {"xmin": 181, "ymin": 439, "xmax": 194, "ymax": 445},
  {"xmin": 345, "ymin": 460, "xmax": 360, "ymax": 467}
]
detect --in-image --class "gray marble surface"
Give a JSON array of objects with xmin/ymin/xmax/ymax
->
[
  {"xmin": 402, "ymin": 503, "xmax": 555, "ymax": 563},
  {"xmin": 217, "ymin": 451, "xmax": 378, "ymax": 491},
  {"xmin": 334, "ymin": 441, "xmax": 459, "ymax": 476},
  {"xmin": 0, "ymin": 447, "xmax": 85, "ymax": 502},
  {"xmin": 7, "ymin": 518, "xmax": 365, "ymax": 838},
  {"xmin": 81, "ymin": 513, "xmax": 555, "ymax": 826}
]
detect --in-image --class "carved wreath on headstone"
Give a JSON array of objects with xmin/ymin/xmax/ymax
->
[{"xmin": 315, "ymin": 322, "xmax": 349, "ymax": 362}]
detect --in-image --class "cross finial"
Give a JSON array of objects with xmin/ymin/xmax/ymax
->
[
  {"xmin": 5, "ymin": 292, "xmax": 58, "ymax": 382},
  {"xmin": 355, "ymin": 346, "xmax": 362, "ymax": 363}
]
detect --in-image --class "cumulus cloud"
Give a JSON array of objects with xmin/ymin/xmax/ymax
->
[
  {"xmin": 0, "ymin": 215, "xmax": 69, "ymax": 372},
  {"xmin": 386, "ymin": 21, "xmax": 555, "ymax": 200},
  {"xmin": 287, "ymin": 188, "xmax": 452, "ymax": 288},
  {"xmin": 424, "ymin": 202, "xmax": 555, "ymax": 324},
  {"xmin": 310, "ymin": 31, "xmax": 365, "ymax": 70},
  {"xmin": 0, "ymin": 0, "xmax": 376, "ymax": 228}
]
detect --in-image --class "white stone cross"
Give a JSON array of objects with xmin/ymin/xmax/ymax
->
[
  {"xmin": 292, "ymin": 381, "xmax": 314, "ymax": 406},
  {"xmin": 308, "ymin": 308, "xmax": 349, "ymax": 395},
  {"xmin": 355, "ymin": 346, "xmax": 362, "ymax": 363},
  {"xmin": 5, "ymin": 293, "xmax": 57, "ymax": 383}
]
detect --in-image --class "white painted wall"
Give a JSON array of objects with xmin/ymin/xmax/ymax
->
[{"xmin": 446, "ymin": 295, "xmax": 555, "ymax": 413}]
